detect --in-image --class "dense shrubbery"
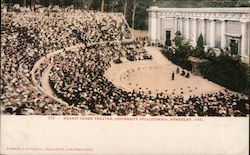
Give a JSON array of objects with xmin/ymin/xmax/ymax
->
[
  {"xmin": 161, "ymin": 31, "xmax": 192, "ymax": 71},
  {"xmin": 202, "ymin": 54, "xmax": 249, "ymax": 94},
  {"xmin": 161, "ymin": 48, "xmax": 193, "ymax": 71},
  {"xmin": 162, "ymin": 31, "xmax": 250, "ymax": 94}
]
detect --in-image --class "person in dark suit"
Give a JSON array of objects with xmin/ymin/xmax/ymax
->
[{"xmin": 172, "ymin": 72, "xmax": 175, "ymax": 80}]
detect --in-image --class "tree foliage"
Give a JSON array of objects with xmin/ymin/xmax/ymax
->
[
  {"xmin": 164, "ymin": 31, "xmax": 193, "ymax": 70},
  {"xmin": 3, "ymin": 0, "xmax": 250, "ymax": 30},
  {"xmin": 173, "ymin": 31, "xmax": 184, "ymax": 48},
  {"xmin": 193, "ymin": 34, "xmax": 205, "ymax": 58},
  {"xmin": 163, "ymin": 30, "xmax": 249, "ymax": 94},
  {"xmin": 230, "ymin": 40, "xmax": 239, "ymax": 55},
  {"xmin": 201, "ymin": 54, "xmax": 249, "ymax": 93}
]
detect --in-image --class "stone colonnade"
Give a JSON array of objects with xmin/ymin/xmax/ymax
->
[
  {"xmin": 148, "ymin": 7, "xmax": 250, "ymax": 63},
  {"xmin": 176, "ymin": 17, "xmax": 248, "ymax": 53}
]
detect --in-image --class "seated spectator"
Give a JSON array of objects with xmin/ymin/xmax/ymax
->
[
  {"xmin": 181, "ymin": 70, "xmax": 185, "ymax": 76},
  {"xmin": 176, "ymin": 67, "xmax": 180, "ymax": 74}
]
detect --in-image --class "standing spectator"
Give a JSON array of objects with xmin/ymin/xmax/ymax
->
[{"xmin": 172, "ymin": 72, "xmax": 175, "ymax": 80}]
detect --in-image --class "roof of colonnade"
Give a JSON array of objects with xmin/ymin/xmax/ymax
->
[
  {"xmin": 147, "ymin": 6, "xmax": 250, "ymax": 13},
  {"xmin": 147, "ymin": 6, "xmax": 250, "ymax": 22}
]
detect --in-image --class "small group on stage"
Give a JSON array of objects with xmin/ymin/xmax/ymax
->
[{"xmin": 172, "ymin": 67, "xmax": 190, "ymax": 80}]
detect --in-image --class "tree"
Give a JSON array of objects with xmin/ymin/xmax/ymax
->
[
  {"xmin": 173, "ymin": 31, "xmax": 184, "ymax": 48},
  {"xmin": 123, "ymin": 0, "xmax": 127, "ymax": 17},
  {"xmin": 194, "ymin": 34, "xmax": 205, "ymax": 58},
  {"xmin": 196, "ymin": 34, "xmax": 204, "ymax": 51},
  {"xmin": 109, "ymin": 0, "xmax": 116, "ymax": 12},
  {"xmin": 131, "ymin": 0, "xmax": 138, "ymax": 29},
  {"xmin": 230, "ymin": 40, "xmax": 239, "ymax": 55},
  {"xmin": 101, "ymin": 0, "xmax": 105, "ymax": 12},
  {"xmin": 129, "ymin": 0, "xmax": 153, "ymax": 30},
  {"xmin": 29, "ymin": 0, "xmax": 35, "ymax": 10},
  {"xmin": 82, "ymin": 0, "xmax": 93, "ymax": 10},
  {"xmin": 23, "ymin": 0, "xmax": 27, "ymax": 7}
]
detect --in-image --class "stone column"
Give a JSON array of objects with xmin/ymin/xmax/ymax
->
[
  {"xmin": 150, "ymin": 12, "xmax": 157, "ymax": 41},
  {"xmin": 179, "ymin": 18, "xmax": 183, "ymax": 35},
  {"xmin": 192, "ymin": 18, "xmax": 198, "ymax": 46},
  {"xmin": 174, "ymin": 17, "xmax": 178, "ymax": 34},
  {"xmin": 201, "ymin": 18, "xmax": 206, "ymax": 43},
  {"xmin": 220, "ymin": 19, "xmax": 226, "ymax": 49},
  {"xmin": 156, "ymin": 13, "xmax": 161, "ymax": 42},
  {"xmin": 241, "ymin": 20, "xmax": 248, "ymax": 56},
  {"xmin": 160, "ymin": 18, "xmax": 163, "ymax": 41},
  {"xmin": 185, "ymin": 18, "xmax": 190, "ymax": 40},
  {"xmin": 148, "ymin": 12, "xmax": 152, "ymax": 38},
  {"xmin": 209, "ymin": 19, "xmax": 216, "ymax": 47}
]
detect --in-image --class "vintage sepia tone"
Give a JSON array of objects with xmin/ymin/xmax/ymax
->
[
  {"xmin": 1, "ymin": 1, "xmax": 249, "ymax": 155},
  {"xmin": 1, "ymin": 0, "xmax": 249, "ymax": 117}
]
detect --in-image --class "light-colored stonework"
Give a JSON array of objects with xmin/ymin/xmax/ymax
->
[{"xmin": 148, "ymin": 7, "xmax": 250, "ymax": 63}]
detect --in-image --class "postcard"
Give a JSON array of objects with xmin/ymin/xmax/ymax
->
[{"xmin": 1, "ymin": 0, "xmax": 249, "ymax": 154}]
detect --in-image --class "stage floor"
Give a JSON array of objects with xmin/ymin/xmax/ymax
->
[{"xmin": 105, "ymin": 47, "xmax": 227, "ymax": 98}]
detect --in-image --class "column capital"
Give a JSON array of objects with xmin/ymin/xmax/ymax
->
[
  {"xmin": 209, "ymin": 18, "xmax": 216, "ymax": 21},
  {"xmin": 219, "ymin": 18, "xmax": 226, "ymax": 22},
  {"xmin": 240, "ymin": 19, "xmax": 248, "ymax": 23},
  {"xmin": 150, "ymin": 12, "xmax": 157, "ymax": 18},
  {"xmin": 190, "ymin": 16, "xmax": 198, "ymax": 19}
]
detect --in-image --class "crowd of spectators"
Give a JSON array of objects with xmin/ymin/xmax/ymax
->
[
  {"xmin": 1, "ymin": 5, "xmax": 249, "ymax": 116},
  {"xmin": 49, "ymin": 44, "xmax": 249, "ymax": 116},
  {"xmin": 1, "ymin": 6, "xmax": 132, "ymax": 115}
]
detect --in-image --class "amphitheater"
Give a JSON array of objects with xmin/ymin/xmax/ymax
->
[{"xmin": 1, "ymin": 6, "xmax": 249, "ymax": 116}]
